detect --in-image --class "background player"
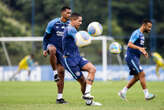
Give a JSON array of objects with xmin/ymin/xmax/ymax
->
[
  {"xmin": 10, "ymin": 54, "xmax": 38, "ymax": 81},
  {"xmin": 151, "ymin": 52, "xmax": 164, "ymax": 78},
  {"xmin": 43, "ymin": 6, "xmax": 71, "ymax": 104},
  {"xmin": 60, "ymin": 13, "xmax": 101, "ymax": 106},
  {"xmin": 118, "ymin": 19, "xmax": 155, "ymax": 101}
]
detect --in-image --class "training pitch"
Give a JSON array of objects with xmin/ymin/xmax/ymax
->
[{"xmin": 0, "ymin": 81, "xmax": 163, "ymax": 110}]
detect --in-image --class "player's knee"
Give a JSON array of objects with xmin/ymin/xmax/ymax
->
[
  {"xmin": 139, "ymin": 71, "xmax": 145, "ymax": 78},
  {"xmin": 134, "ymin": 75, "xmax": 139, "ymax": 81},
  {"xmin": 49, "ymin": 47, "xmax": 56, "ymax": 55},
  {"xmin": 90, "ymin": 66, "xmax": 96, "ymax": 74}
]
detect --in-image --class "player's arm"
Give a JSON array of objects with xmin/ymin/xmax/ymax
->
[
  {"xmin": 43, "ymin": 32, "xmax": 51, "ymax": 57},
  {"xmin": 42, "ymin": 21, "xmax": 54, "ymax": 57},
  {"xmin": 67, "ymin": 27, "xmax": 77, "ymax": 39},
  {"xmin": 128, "ymin": 32, "xmax": 148, "ymax": 58}
]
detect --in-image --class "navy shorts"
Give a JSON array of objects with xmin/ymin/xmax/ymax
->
[
  {"xmin": 125, "ymin": 54, "xmax": 143, "ymax": 75},
  {"xmin": 62, "ymin": 56, "xmax": 89, "ymax": 79}
]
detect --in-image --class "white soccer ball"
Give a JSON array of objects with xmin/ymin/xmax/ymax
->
[
  {"xmin": 75, "ymin": 31, "xmax": 92, "ymax": 47},
  {"xmin": 109, "ymin": 42, "xmax": 122, "ymax": 54},
  {"xmin": 87, "ymin": 22, "xmax": 103, "ymax": 36}
]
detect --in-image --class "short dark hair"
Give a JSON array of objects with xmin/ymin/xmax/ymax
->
[
  {"xmin": 61, "ymin": 6, "xmax": 71, "ymax": 12},
  {"xmin": 70, "ymin": 12, "xmax": 81, "ymax": 20},
  {"xmin": 142, "ymin": 19, "xmax": 152, "ymax": 24}
]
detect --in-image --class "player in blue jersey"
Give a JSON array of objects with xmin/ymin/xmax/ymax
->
[
  {"xmin": 118, "ymin": 19, "xmax": 155, "ymax": 101},
  {"xmin": 43, "ymin": 6, "xmax": 71, "ymax": 104},
  {"xmin": 59, "ymin": 13, "xmax": 101, "ymax": 106}
]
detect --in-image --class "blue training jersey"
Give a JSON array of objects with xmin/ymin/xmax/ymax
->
[
  {"xmin": 43, "ymin": 18, "xmax": 70, "ymax": 52},
  {"xmin": 62, "ymin": 25, "xmax": 80, "ymax": 57},
  {"xmin": 127, "ymin": 29, "xmax": 145, "ymax": 57}
]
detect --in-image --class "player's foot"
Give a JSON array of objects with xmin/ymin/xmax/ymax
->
[
  {"xmin": 82, "ymin": 93, "xmax": 94, "ymax": 100},
  {"xmin": 145, "ymin": 93, "xmax": 155, "ymax": 100},
  {"xmin": 54, "ymin": 74, "xmax": 60, "ymax": 82},
  {"xmin": 118, "ymin": 91, "xmax": 127, "ymax": 101},
  {"xmin": 56, "ymin": 98, "xmax": 68, "ymax": 104},
  {"xmin": 85, "ymin": 100, "xmax": 102, "ymax": 106}
]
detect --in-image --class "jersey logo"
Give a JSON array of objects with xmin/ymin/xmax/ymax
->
[
  {"xmin": 61, "ymin": 26, "xmax": 65, "ymax": 29},
  {"xmin": 56, "ymin": 31, "xmax": 64, "ymax": 37}
]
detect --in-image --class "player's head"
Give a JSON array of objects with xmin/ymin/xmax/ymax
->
[
  {"xmin": 142, "ymin": 19, "xmax": 152, "ymax": 33},
  {"xmin": 70, "ymin": 13, "xmax": 82, "ymax": 29},
  {"xmin": 61, "ymin": 6, "xmax": 71, "ymax": 20}
]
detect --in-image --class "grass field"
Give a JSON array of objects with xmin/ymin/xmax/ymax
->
[{"xmin": 0, "ymin": 81, "xmax": 164, "ymax": 110}]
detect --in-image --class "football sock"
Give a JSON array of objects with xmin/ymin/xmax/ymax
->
[
  {"xmin": 143, "ymin": 89, "xmax": 149, "ymax": 97},
  {"xmin": 122, "ymin": 87, "xmax": 128, "ymax": 94},
  {"xmin": 57, "ymin": 93, "xmax": 63, "ymax": 99},
  {"xmin": 85, "ymin": 84, "xmax": 92, "ymax": 94},
  {"xmin": 53, "ymin": 70, "xmax": 57, "ymax": 76}
]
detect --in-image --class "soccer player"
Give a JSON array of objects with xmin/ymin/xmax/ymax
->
[
  {"xmin": 10, "ymin": 54, "xmax": 38, "ymax": 81},
  {"xmin": 42, "ymin": 6, "xmax": 71, "ymax": 104},
  {"xmin": 118, "ymin": 19, "xmax": 155, "ymax": 101},
  {"xmin": 59, "ymin": 13, "xmax": 101, "ymax": 106},
  {"xmin": 151, "ymin": 52, "xmax": 164, "ymax": 78}
]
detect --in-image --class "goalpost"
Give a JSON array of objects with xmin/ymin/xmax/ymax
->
[{"xmin": 0, "ymin": 36, "xmax": 122, "ymax": 81}]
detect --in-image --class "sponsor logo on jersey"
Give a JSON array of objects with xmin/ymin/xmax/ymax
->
[{"xmin": 56, "ymin": 31, "xmax": 64, "ymax": 37}]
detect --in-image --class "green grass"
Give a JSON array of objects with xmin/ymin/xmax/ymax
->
[{"xmin": 0, "ymin": 81, "xmax": 164, "ymax": 110}]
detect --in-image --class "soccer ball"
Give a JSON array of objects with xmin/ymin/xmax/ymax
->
[
  {"xmin": 75, "ymin": 31, "xmax": 92, "ymax": 47},
  {"xmin": 109, "ymin": 42, "xmax": 122, "ymax": 54},
  {"xmin": 87, "ymin": 22, "xmax": 103, "ymax": 36}
]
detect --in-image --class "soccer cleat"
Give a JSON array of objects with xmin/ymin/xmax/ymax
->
[
  {"xmin": 54, "ymin": 74, "xmax": 60, "ymax": 82},
  {"xmin": 85, "ymin": 100, "xmax": 102, "ymax": 106},
  {"xmin": 56, "ymin": 98, "xmax": 68, "ymax": 104},
  {"xmin": 82, "ymin": 93, "xmax": 94, "ymax": 100},
  {"xmin": 145, "ymin": 93, "xmax": 155, "ymax": 100},
  {"xmin": 118, "ymin": 91, "xmax": 127, "ymax": 101}
]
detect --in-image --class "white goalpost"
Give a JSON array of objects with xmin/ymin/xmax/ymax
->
[{"xmin": 0, "ymin": 36, "xmax": 122, "ymax": 81}]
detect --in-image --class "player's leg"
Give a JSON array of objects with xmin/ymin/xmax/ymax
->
[
  {"xmin": 127, "ymin": 75, "xmax": 139, "ymax": 89},
  {"xmin": 155, "ymin": 65, "xmax": 160, "ymax": 78},
  {"xmin": 81, "ymin": 62, "xmax": 96, "ymax": 99},
  {"xmin": 56, "ymin": 63, "xmax": 67, "ymax": 104},
  {"xmin": 119, "ymin": 74, "xmax": 139, "ymax": 100},
  {"xmin": 9, "ymin": 68, "xmax": 21, "ymax": 80},
  {"xmin": 119, "ymin": 56, "xmax": 140, "ymax": 100},
  {"xmin": 77, "ymin": 75, "xmax": 86, "ymax": 94},
  {"xmin": 26, "ymin": 68, "xmax": 31, "ymax": 81},
  {"xmin": 119, "ymin": 75, "xmax": 138, "ymax": 100},
  {"xmin": 47, "ymin": 44, "xmax": 59, "ymax": 81},
  {"xmin": 138, "ymin": 71, "xmax": 155, "ymax": 100}
]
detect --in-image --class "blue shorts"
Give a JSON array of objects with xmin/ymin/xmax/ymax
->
[
  {"xmin": 61, "ymin": 56, "xmax": 89, "ymax": 79},
  {"xmin": 125, "ymin": 54, "xmax": 143, "ymax": 75}
]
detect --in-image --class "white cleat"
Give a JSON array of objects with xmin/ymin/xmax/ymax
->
[
  {"xmin": 91, "ymin": 101, "xmax": 102, "ymax": 106},
  {"xmin": 145, "ymin": 93, "xmax": 155, "ymax": 100},
  {"xmin": 85, "ymin": 100, "xmax": 102, "ymax": 106},
  {"xmin": 118, "ymin": 91, "xmax": 127, "ymax": 101}
]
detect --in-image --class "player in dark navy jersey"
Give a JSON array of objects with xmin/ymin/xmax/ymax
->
[
  {"xmin": 43, "ymin": 6, "xmax": 71, "ymax": 104},
  {"xmin": 118, "ymin": 19, "xmax": 155, "ymax": 101},
  {"xmin": 59, "ymin": 13, "xmax": 101, "ymax": 106}
]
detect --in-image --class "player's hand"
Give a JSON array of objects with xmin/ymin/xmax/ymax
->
[
  {"xmin": 43, "ymin": 50, "xmax": 47, "ymax": 57},
  {"xmin": 139, "ymin": 47, "xmax": 148, "ymax": 58}
]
